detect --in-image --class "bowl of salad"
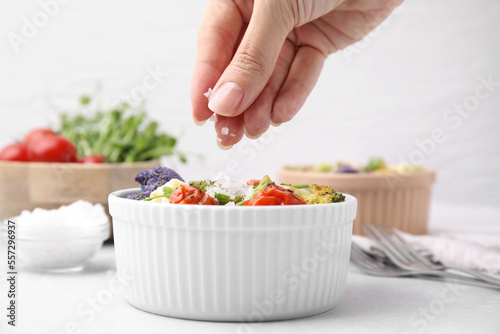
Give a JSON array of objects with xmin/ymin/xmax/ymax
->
[
  {"xmin": 108, "ymin": 167, "xmax": 357, "ymax": 322},
  {"xmin": 277, "ymin": 158, "xmax": 435, "ymax": 235},
  {"xmin": 0, "ymin": 96, "xmax": 185, "ymax": 223}
]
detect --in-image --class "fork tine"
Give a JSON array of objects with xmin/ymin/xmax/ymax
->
[
  {"xmin": 362, "ymin": 224, "xmax": 413, "ymax": 269},
  {"xmin": 388, "ymin": 227, "xmax": 500, "ymax": 285},
  {"xmin": 372, "ymin": 225, "xmax": 425, "ymax": 266},
  {"xmin": 387, "ymin": 227, "xmax": 434, "ymax": 266}
]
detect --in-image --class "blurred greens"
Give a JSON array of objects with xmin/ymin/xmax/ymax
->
[{"xmin": 58, "ymin": 95, "xmax": 186, "ymax": 163}]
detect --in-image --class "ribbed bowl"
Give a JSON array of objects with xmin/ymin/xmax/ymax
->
[
  {"xmin": 108, "ymin": 189, "xmax": 357, "ymax": 322},
  {"xmin": 277, "ymin": 168, "xmax": 435, "ymax": 235}
]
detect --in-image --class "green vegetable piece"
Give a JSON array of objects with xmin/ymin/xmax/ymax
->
[
  {"xmin": 144, "ymin": 195, "xmax": 167, "ymax": 202},
  {"xmin": 299, "ymin": 184, "xmax": 345, "ymax": 204},
  {"xmin": 366, "ymin": 157, "xmax": 386, "ymax": 172},
  {"xmin": 162, "ymin": 187, "xmax": 175, "ymax": 198},
  {"xmin": 189, "ymin": 180, "xmax": 213, "ymax": 192},
  {"xmin": 251, "ymin": 175, "xmax": 273, "ymax": 198},
  {"xmin": 214, "ymin": 193, "xmax": 231, "ymax": 205},
  {"xmin": 80, "ymin": 95, "xmax": 91, "ymax": 105},
  {"xmin": 313, "ymin": 163, "xmax": 332, "ymax": 173}
]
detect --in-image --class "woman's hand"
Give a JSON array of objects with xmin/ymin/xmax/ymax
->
[{"xmin": 191, "ymin": 0, "xmax": 403, "ymax": 149}]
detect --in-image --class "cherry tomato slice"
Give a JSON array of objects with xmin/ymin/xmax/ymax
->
[
  {"xmin": 244, "ymin": 184, "xmax": 306, "ymax": 206},
  {"xmin": 170, "ymin": 185, "xmax": 218, "ymax": 205},
  {"xmin": 246, "ymin": 179, "xmax": 261, "ymax": 186}
]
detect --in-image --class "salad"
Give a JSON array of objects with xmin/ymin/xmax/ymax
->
[
  {"xmin": 285, "ymin": 157, "xmax": 425, "ymax": 174},
  {"xmin": 127, "ymin": 166, "xmax": 345, "ymax": 206}
]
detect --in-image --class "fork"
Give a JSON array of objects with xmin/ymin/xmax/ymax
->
[
  {"xmin": 387, "ymin": 226, "xmax": 500, "ymax": 285},
  {"xmin": 350, "ymin": 243, "xmax": 500, "ymax": 289},
  {"xmin": 362, "ymin": 224, "xmax": 500, "ymax": 286}
]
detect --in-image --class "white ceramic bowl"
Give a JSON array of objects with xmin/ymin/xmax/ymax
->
[
  {"xmin": 0, "ymin": 218, "xmax": 109, "ymax": 272},
  {"xmin": 109, "ymin": 188, "xmax": 357, "ymax": 322}
]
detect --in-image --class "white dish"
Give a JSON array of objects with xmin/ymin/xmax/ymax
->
[
  {"xmin": 0, "ymin": 219, "xmax": 109, "ymax": 272},
  {"xmin": 109, "ymin": 188, "xmax": 357, "ymax": 322}
]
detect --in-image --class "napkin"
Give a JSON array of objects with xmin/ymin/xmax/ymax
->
[{"xmin": 352, "ymin": 232, "xmax": 500, "ymax": 275}]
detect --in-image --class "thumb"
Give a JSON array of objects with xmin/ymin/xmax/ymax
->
[{"xmin": 208, "ymin": 0, "xmax": 293, "ymax": 117}]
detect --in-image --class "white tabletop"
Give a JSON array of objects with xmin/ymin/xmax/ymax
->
[{"xmin": 2, "ymin": 202, "xmax": 500, "ymax": 334}]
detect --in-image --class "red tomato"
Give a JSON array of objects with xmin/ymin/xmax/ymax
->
[
  {"xmin": 170, "ymin": 185, "xmax": 218, "ymax": 205},
  {"xmin": 0, "ymin": 143, "xmax": 29, "ymax": 162},
  {"xmin": 24, "ymin": 128, "xmax": 54, "ymax": 146},
  {"xmin": 28, "ymin": 135, "xmax": 78, "ymax": 163},
  {"xmin": 81, "ymin": 155, "xmax": 104, "ymax": 163},
  {"xmin": 244, "ymin": 184, "xmax": 307, "ymax": 206},
  {"xmin": 246, "ymin": 179, "xmax": 261, "ymax": 186}
]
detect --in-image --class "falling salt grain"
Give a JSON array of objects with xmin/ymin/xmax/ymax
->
[{"xmin": 204, "ymin": 88, "xmax": 213, "ymax": 99}]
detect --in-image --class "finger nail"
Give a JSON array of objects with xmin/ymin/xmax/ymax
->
[
  {"xmin": 270, "ymin": 121, "xmax": 281, "ymax": 127},
  {"xmin": 244, "ymin": 128, "xmax": 261, "ymax": 140},
  {"xmin": 193, "ymin": 118, "xmax": 206, "ymax": 126},
  {"xmin": 216, "ymin": 137, "xmax": 233, "ymax": 150},
  {"xmin": 208, "ymin": 82, "xmax": 244, "ymax": 116}
]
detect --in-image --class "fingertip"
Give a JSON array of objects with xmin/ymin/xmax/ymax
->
[
  {"xmin": 193, "ymin": 118, "xmax": 206, "ymax": 126},
  {"xmin": 214, "ymin": 114, "xmax": 245, "ymax": 147},
  {"xmin": 216, "ymin": 137, "xmax": 233, "ymax": 150},
  {"xmin": 271, "ymin": 97, "xmax": 299, "ymax": 124},
  {"xmin": 244, "ymin": 128, "xmax": 261, "ymax": 140}
]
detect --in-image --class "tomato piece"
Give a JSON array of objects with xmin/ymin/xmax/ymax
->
[
  {"xmin": 24, "ymin": 128, "xmax": 54, "ymax": 146},
  {"xmin": 81, "ymin": 155, "xmax": 104, "ymax": 163},
  {"xmin": 170, "ymin": 185, "xmax": 218, "ymax": 205},
  {"xmin": 246, "ymin": 179, "xmax": 261, "ymax": 186},
  {"xmin": 246, "ymin": 196, "xmax": 281, "ymax": 205},
  {"xmin": 244, "ymin": 184, "xmax": 306, "ymax": 206},
  {"xmin": 0, "ymin": 143, "xmax": 29, "ymax": 162},
  {"xmin": 27, "ymin": 135, "xmax": 78, "ymax": 163}
]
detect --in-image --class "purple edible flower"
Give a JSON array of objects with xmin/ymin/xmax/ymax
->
[
  {"xmin": 133, "ymin": 166, "xmax": 184, "ymax": 198},
  {"xmin": 126, "ymin": 193, "xmax": 147, "ymax": 200},
  {"xmin": 336, "ymin": 165, "xmax": 359, "ymax": 173}
]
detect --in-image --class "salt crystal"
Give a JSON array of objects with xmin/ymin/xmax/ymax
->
[
  {"xmin": 8, "ymin": 200, "xmax": 110, "ymax": 271},
  {"xmin": 221, "ymin": 127, "xmax": 229, "ymax": 135},
  {"xmin": 205, "ymin": 173, "xmax": 252, "ymax": 201},
  {"xmin": 16, "ymin": 200, "xmax": 108, "ymax": 227},
  {"xmin": 203, "ymin": 88, "xmax": 213, "ymax": 99}
]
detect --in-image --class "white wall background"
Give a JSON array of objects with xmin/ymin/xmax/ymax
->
[{"xmin": 0, "ymin": 0, "xmax": 499, "ymax": 208}]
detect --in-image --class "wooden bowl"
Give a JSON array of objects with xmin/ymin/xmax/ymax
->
[
  {"xmin": 0, "ymin": 160, "xmax": 158, "ymax": 237},
  {"xmin": 277, "ymin": 167, "xmax": 435, "ymax": 235}
]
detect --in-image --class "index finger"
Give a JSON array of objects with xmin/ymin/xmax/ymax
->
[{"xmin": 191, "ymin": 0, "xmax": 245, "ymax": 124}]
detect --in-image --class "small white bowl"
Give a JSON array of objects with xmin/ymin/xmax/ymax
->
[
  {"xmin": 109, "ymin": 188, "xmax": 357, "ymax": 322},
  {"xmin": 0, "ymin": 218, "xmax": 110, "ymax": 273}
]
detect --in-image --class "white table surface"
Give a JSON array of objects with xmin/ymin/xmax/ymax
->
[{"xmin": 2, "ymin": 202, "xmax": 500, "ymax": 334}]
